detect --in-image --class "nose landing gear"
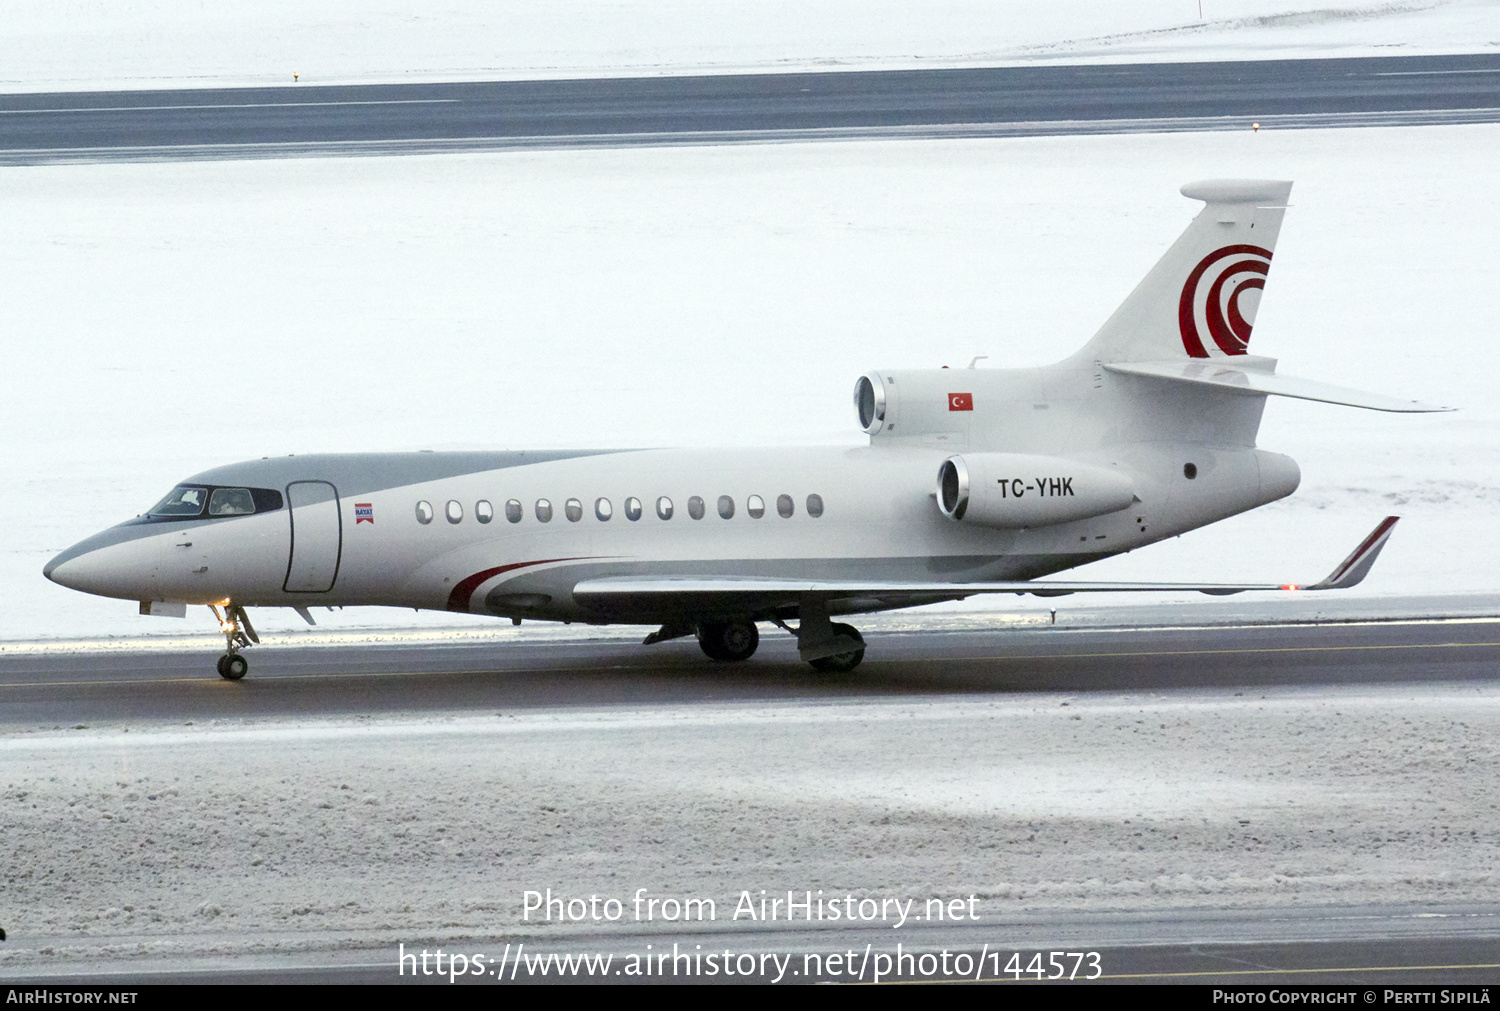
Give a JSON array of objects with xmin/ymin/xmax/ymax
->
[
  {"xmin": 216, "ymin": 652, "xmax": 249, "ymax": 680},
  {"xmin": 209, "ymin": 604, "xmax": 258, "ymax": 680}
]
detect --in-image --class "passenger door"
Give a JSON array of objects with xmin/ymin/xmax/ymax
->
[{"xmin": 284, "ymin": 481, "xmax": 342, "ymax": 593}]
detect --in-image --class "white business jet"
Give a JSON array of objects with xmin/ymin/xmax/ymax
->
[{"xmin": 45, "ymin": 180, "xmax": 1447, "ymax": 679}]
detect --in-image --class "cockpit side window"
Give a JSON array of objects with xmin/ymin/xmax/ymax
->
[
  {"xmin": 208, "ymin": 488, "xmax": 256, "ymax": 516},
  {"xmin": 150, "ymin": 486, "xmax": 209, "ymax": 517}
]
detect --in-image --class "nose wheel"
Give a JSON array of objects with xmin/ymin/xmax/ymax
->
[{"xmin": 209, "ymin": 604, "xmax": 258, "ymax": 679}]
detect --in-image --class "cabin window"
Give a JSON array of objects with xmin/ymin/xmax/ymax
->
[
  {"xmin": 415, "ymin": 500, "xmax": 434, "ymax": 525},
  {"xmin": 656, "ymin": 496, "xmax": 674, "ymax": 520},
  {"xmin": 687, "ymin": 496, "xmax": 705, "ymax": 520},
  {"xmin": 535, "ymin": 498, "xmax": 553, "ymax": 522},
  {"xmin": 207, "ymin": 488, "xmax": 255, "ymax": 516},
  {"xmin": 807, "ymin": 493, "xmax": 824, "ymax": 518},
  {"xmin": 565, "ymin": 498, "xmax": 583, "ymax": 522},
  {"xmin": 777, "ymin": 494, "xmax": 794, "ymax": 518},
  {"xmin": 717, "ymin": 495, "xmax": 735, "ymax": 519},
  {"xmin": 475, "ymin": 500, "xmax": 493, "ymax": 524},
  {"xmin": 505, "ymin": 499, "xmax": 523, "ymax": 523},
  {"xmin": 446, "ymin": 500, "xmax": 463, "ymax": 524},
  {"xmin": 747, "ymin": 494, "xmax": 765, "ymax": 519},
  {"xmin": 625, "ymin": 497, "xmax": 643, "ymax": 521},
  {"xmin": 595, "ymin": 497, "xmax": 613, "ymax": 521},
  {"xmin": 1184, "ymin": 462, "xmax": 1198, "ymax": 479}
]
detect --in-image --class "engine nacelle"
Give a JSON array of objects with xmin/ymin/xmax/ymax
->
[{"xmin": 936, "ymin": 453, "xmax": 1136, "ymax": 528}]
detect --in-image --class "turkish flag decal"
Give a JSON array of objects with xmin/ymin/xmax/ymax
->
[{"xmin": 948, "ymin": 393, "xmax": 973, "ymax": 411}]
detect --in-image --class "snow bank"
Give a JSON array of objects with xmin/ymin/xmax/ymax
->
[
  {"xmin": 2, "ymin": 1, "xmax": 1499, "ymax": 93},
  {"xmin": 4, "ymin": 122, "xmax": 1497, "ymax": 641},
  {"xmin": 1, "ymin": 684, "xmax": 1496, "ymax": 969}
]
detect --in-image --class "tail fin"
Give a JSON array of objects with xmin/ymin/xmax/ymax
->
[{"xmin": 1077, "ymin": 179, "xmax": 1293, "ymax": 364}]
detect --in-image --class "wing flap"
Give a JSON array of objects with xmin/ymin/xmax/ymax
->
[
  {"xmin": 574, "ymin": 576, "xmax": 1274, "ymax": 600},
  {"xmin": 572, "ymin": 518, "xmax": 1401, "ymax": 606},
  {"xmin": 1104, "ymin": 360, "xmax": 1452, "ymax": 413}
]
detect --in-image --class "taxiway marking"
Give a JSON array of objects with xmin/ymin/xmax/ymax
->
[{"xmin": 0, "ymin": 100, "xmax": 460, "ymax": 114}]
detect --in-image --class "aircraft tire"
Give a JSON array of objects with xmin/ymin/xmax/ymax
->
[
  {"xmin": 697, "ymin": 620, "xmax": 759, "ymax": 662},
  {"xmin": 219, "ymin": 653, "xmax": 248, "ymax": 680},
  {"xmin": 808, "ymin": 623, "xmax": 865, "ymax": 673}
]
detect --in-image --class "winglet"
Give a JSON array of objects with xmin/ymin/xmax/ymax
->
[{"xmin": 1302, "ymin": 516, "xmax": 1400, "ymax": 590}]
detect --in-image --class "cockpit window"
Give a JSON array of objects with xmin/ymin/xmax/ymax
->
[
  {"xmin": 150, "ymin": 486, "xmax": 209, "ymax": 517},
  {"xmin": 208, "ymin": 488, "xmax": 255, "ymax": 516},
  {"xmin": 148, "ymin": 484, "xmax": 281, "ymax": 520}
]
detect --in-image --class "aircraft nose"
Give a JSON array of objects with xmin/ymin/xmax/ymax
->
[
  {"xmin": 43, "ymin": 525, "xmax": 161, "ymax": 600},
  {"xmin": 44, "ymin": 544, "xmax": 100, "ymax": 592}
]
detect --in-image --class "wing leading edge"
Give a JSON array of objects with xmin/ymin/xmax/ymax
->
[{"xmin": 572, "ymin": 517, "xmax": 1400, "ymax": 609}]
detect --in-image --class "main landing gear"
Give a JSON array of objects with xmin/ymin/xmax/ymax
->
[
  {"xmin": 209, "ymin": 604, "xmax": 258, "ymax": 680},
  {"xmin": 643, "ymin": 611, "xmax": 867, "ymax": 672},
  {"xmin": 697, "ymin": 619, "xmax": 760, "ymax": 662},
  {"xmin": 806, "ymin": 623, "xmax": 865, "ymax": 673}
]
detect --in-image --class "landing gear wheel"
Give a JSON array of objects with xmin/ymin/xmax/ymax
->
[
  {"xmin": 808, "ymin": 623, "xmax": 865, "ymax": 673},
  {"xmin": 697, "ymin": 620, "xmax": 760, "ymax": 662},
  {"xmin": 218, "ymin": 653, "xmax": 248, "ymax": 680}
]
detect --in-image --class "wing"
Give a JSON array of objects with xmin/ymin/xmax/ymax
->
[{"xmin": 573, "ymin": 516, "xmax": 1401, "ymax": 611}]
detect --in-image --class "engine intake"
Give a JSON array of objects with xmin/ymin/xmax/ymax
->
[
  {"xmin": 853, "ymin": 372, "xmax": 887, "ymax": 435},
  {"xmin": 936, "ymin": 453, "xmax": 1135, "ymax": 528}
]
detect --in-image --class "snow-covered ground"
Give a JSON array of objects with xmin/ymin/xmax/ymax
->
[
  {"xmin": 3, "ymin": 121, "xmax": 1496, "ymax": 642},
  {"xmin": 3, "ymin": 1, "xmax": 1499, "ymax": 94},
  {"xmin": 1, "ymin": 683, "xmax": 1496, "ymax": 970}
]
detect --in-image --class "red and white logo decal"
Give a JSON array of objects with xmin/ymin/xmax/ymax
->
[
  {"xmin": 948, "ymin": 392, "xmax": 973, "ymax": 411},
  {"xmin": 354, "ymin": 503, "xmax": 373, "ymax": 524},
  {"xmin": 1179, "ymin": 244, "xmax": 1273, "ymax": 358}
]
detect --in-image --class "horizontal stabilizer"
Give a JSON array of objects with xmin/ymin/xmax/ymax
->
[
  {"xmin": 1104, "ymin": 360, "xmax": 1452, "ymax": 413},
  {"xmin": 573, "ymin": 516, "xmax": 1401, "ymax": 607}
]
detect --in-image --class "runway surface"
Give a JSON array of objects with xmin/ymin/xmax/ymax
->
[
  {"xmin": 9, "ymin": 926, "xmax": 1500, "ymax": 985},
  {"xmin": 8, "ymin": 902, "xmax": 1500, "ymax": 985},
  {"xmin": 3, "ymin": 618, "xmax": 1498, "ymax": 730},
  {"xmin": 4, "ymin": 53, "xmax": 1500, "ymax": 163},
  {"xmin": 3, "ymin": 618, "xmax": 1499, "ymax": 985}
]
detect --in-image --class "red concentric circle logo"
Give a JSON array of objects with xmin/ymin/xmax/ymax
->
[{"xmin": 1178, "ymin": 244, "xmax": 1273, "ymax": 358}]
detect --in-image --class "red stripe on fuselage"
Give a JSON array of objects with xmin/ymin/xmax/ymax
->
[{"xmin": 445, "ymin": 557, "xmax": 590, "ymax": 612}]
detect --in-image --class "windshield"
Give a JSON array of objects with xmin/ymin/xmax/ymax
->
[
  {"xmin": 149, "ymin": 486, "xmax": 209, "ymax": 517},
  {"xmin": 146, "ymin": 484, "xmax": 284, "ymax": 520}
]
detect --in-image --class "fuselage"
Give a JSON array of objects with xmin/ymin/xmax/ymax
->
[{"xmin": 45, "ymin": 438, "xmax": 1298, "ymax": 626}]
